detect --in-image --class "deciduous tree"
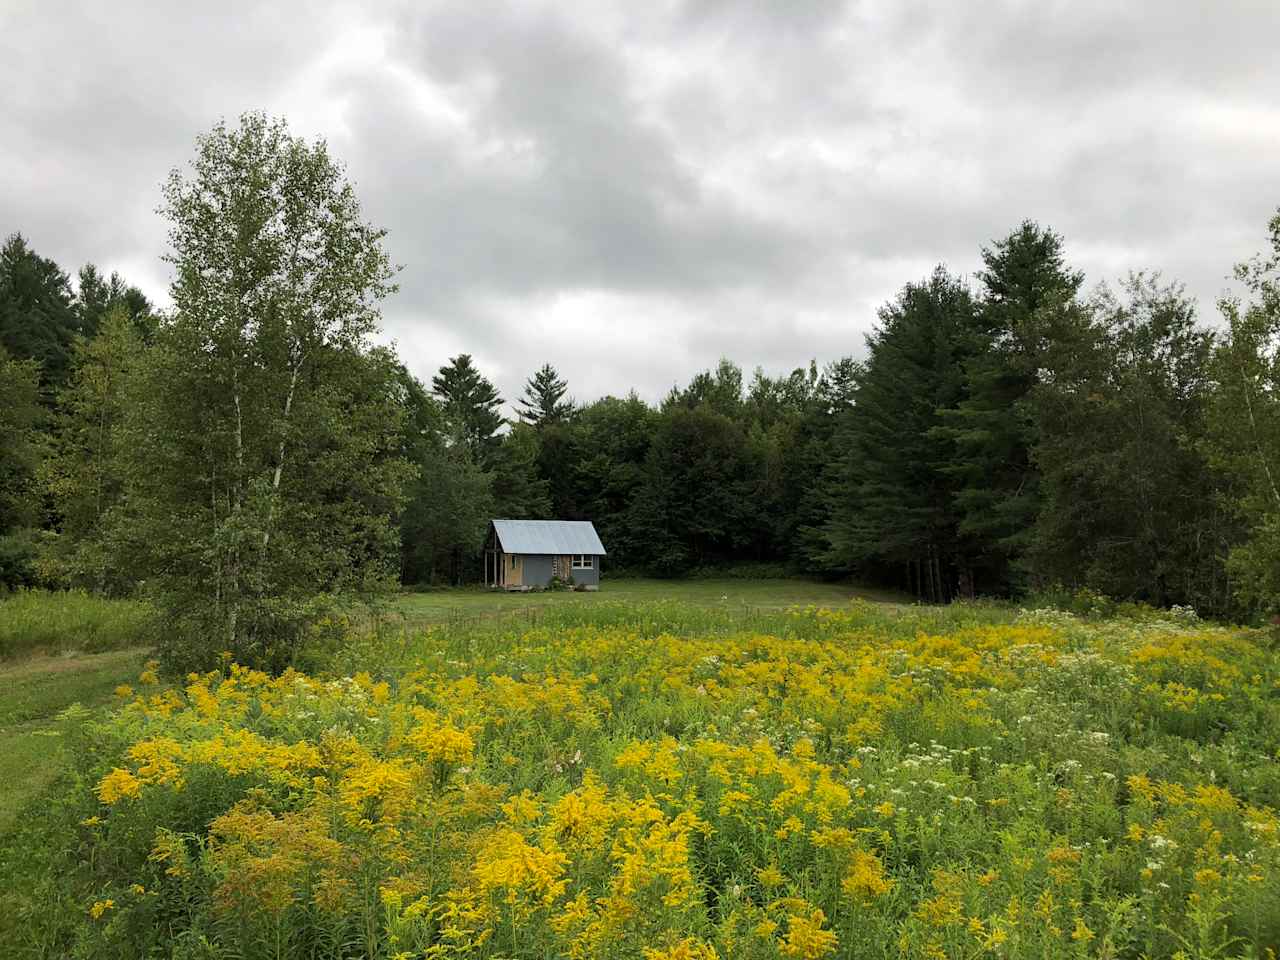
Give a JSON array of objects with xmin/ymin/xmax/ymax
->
[{"xmin": 112, "ymin": 112, "xmax": 408, "ymax": 670}]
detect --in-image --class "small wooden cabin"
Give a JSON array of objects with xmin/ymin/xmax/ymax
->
[{"xmin": 484, "ymin": 519, "xmax": 607, "ymax": 590}]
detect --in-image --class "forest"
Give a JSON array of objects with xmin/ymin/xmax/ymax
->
[{"xmin": 3, "ymin": 114, "xmax": 1280, "ymax": 669}]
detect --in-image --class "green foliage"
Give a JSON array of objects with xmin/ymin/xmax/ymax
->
[
  {"xmin": 7, "ymin": 599, "xmax": 1280, "ymax": 959},
  {"xmin": 492, "ymin": 421, "xmax": 552, "ymax": 521},
  {"xmin": 0, "ymin": 346, "xmax": 45, "ymax": 588},
  {"xmin": 433, "ymin": 354, "xmax": 505, "ymax": 468},
  {"xmin": 516, "ymin": 362, "xmax": 573, "ymax": 426},
  {"xmin": 1031, "ymin": 275, "xmax": 1231, "ymax": 612},
  {"xmin": 43, "ymin": 306, "xmax": 146, "ymax": 593},
  {"xmin": 106, "ymin": 113, "xmax": 409, "ymax": 672},
  {"xmin": 627, "ymin": 404, "xmax": 758, "ymax": 574},
  {"xmin": 822, "ymin": 267, "xmax": 982, "ymax": 600},
  {"xmin": 73, "ymin": 265, "xmax": 154, "ymax": 343},
  {"xmin": 1206, "ymin": 211, "xmax": 1280, "ymax": 614},
  {"xmin": 936, "ymin": 221, "xmax": 1085, "ymax": 594},
  {"xmin": 0, "ymin": 233, "xmax": 80, "ymax": 392},
  {"xmin": 399, "ymin": 380, "xmax": 495, "ymax": 586}
]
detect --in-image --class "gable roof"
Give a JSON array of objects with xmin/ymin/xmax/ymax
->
[{"xmin": 491, "ymin": 519, "xmax": 607, "ymax": 556}]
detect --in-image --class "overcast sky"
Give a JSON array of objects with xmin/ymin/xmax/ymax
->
[{"xmin": 3, "ymin": 1, "xmax": 1278, "ymax": 408}]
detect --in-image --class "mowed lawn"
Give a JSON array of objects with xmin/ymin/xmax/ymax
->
[
  {"xmin": 0, "ymin": 648, "xmax": 147, "ymax": 831},
  {"xmin": 390, "ymin": 576, "xmax": 904, "ymax": 628}
]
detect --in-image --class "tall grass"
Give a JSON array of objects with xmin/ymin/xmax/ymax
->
[{"xmin": 0, "ymin": 589, "xmax": 155, "ymax": 659}]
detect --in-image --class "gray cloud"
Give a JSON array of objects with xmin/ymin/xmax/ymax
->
[{"xmin": 2, "ymin": 0, "xmax": 1278, "ymax": 408}]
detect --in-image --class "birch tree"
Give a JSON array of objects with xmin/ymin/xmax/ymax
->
[
  {"xmin": 116, "ymin": 113, "xmax": 407, "ymax": 670},
  {"xmin": 1207, "ymin": 209, "xmax": 1280, "ymax": 612}
]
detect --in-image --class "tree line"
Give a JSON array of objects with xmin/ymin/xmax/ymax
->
[{"xmin": 3, "ymin": 113, "xmax": 1280, "ymax": 668}]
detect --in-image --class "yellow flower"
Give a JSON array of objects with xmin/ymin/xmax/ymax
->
[
  {"xmin": 757, "ymin": 862, "xmax": 785, "ymax": 889},
  {"xmin": 97, "ymin": 768, "xmax": 143, "ymax": 804},
  {"xmin": 1071, "ymin": 917, "xmax": 1094, "ymax": 942},
  {"xmin": 781, "ymin": 908, "xmax": 838, "ymax": 960},
  {"xmin": 471, "ymin": 828, "xmax": 568, "ymax": 908},
  {"xmin": 842, "ymin": 848, "xmax": 895, "ymax": 903},
  {"xmin": 89, "ymin": 899, "xmax": 115, "ymax": 919},
  {"xmin": 643, "ymin": 937, "xmax": 720, "ymax": 960}
]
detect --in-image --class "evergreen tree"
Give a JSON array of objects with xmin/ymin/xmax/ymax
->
[
  {"xmin": 786, "ymin": 357, "xmax": 861, "ymax": 572},
  {"xmin": 936, "ymin": 221, "xmax": 1085, "ymax": 594},
  {"xmin": 823, "ymin": 267, "xmax": 982, "ymax": 600},
  {"xmin": 516, "ymin": 362, "xmax": 573, "ymax": 426},
  {"xmin": 0, "ymin": 233, "xmax": 81, "ymax": 391},
  {"xmin": 0, "ymin": 345, "xmax": 44, "ymax": 587},
  {"xmin": 75, "ymin": 264, "xmax": 155, "ymax": 341},
  {"xmin": 397, "ymin": 370, "xmax": 494, "ymax": 585},
  {"xmin": 432, "ymin": 354, "xmax": 504, "ymax": 467}
]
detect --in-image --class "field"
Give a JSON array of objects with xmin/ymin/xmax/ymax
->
[
  {"xmin": 386, "ymin": 578, "xmax": 906, "ymax": 629},
  {"xmin": 2, "ymin": 586, "xmax": 1279, "ymax": 958}
]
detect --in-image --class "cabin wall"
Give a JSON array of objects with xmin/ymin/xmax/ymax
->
[
  {"xmin": 522, "ymin": 554, "xmax": 554, "ymax": 587},
  {"xmin": 570, "ymin": 556, "xmax": 600, "ymax": 587},
  {"xmin": 506, "ymin": 554, "xmax": 600, "ymax": 587}
]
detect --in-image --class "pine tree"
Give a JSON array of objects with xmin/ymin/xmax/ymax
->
[
  {"xmin": 432, "ymin": 354, "xmax": 505, "ymax": 467},
  {"xmin": 0, "ymin": 233, "xmax": 81, "ymax": 392},
  {"xmin": 823, "ymin": 267, "xmax": 982, "ymax": 601},
  {"xmin": 516, "ymin": 362, "xmax": 573, "ymax": 426},
  {"xmin": 936, "ymin": 221, "xmax": 1086, "ymax": 594}
]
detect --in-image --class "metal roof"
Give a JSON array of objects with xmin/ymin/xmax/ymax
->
[{"xmin": 491, "ymin": 519, "xmax": 607, "ymax": 556}]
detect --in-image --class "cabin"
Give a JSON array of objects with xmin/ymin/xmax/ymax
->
[{"xmin": 483, "ymin": 519, "xmax": 607, "ymax": 590}]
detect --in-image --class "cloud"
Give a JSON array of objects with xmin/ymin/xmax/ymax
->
[{"xmin": 2, "ymin": 0, "xmax": 1278, "ymax": 408}]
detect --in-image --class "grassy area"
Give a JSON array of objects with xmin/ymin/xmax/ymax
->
[
  {"xmin": 0, "ymin": 649, "xmax": 146, "ymax": 832},
  {"xmin": 0, "ymin": 589, "xmax": 154, "ymax": 659},
  {"xmin": 389, "ymin": 577, "xmax": 905, "ymax": 629}
]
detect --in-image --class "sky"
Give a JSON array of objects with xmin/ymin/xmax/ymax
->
[{"xmin": 3, "ymin": 1, "xmax": 1279, "ymax": 409}]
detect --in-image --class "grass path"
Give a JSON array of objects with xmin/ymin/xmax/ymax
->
[{"xmin": 0, "ymin": 649, "xmax": 146, "ymax": 832}]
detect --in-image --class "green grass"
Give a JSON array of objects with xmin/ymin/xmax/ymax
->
[
  {"xmin": 0, "ymin": 589, "xmax": 155, "ymax": 659},
  {"xmin": 388, "ymin": 577, "xmax": 905, "ymax": 629},
  {"xmin": 0, "ymin": 649, "xmax": 147, "ymax": 832}
]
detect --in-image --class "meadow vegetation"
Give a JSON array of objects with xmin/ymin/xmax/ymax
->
[
  {"xmin": 0, "ymin": 589, "xmax": 154, "ymax": 659},
  {"xmin": 4, "ymin": 597, "xmax": 1278, "ymax": 958}
]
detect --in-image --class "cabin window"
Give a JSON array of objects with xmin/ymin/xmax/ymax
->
[{"xmin": 572, "ymin": 555, "xmax": 593, "ymax": 569}]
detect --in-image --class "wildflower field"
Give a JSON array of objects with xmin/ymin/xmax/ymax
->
[{"xmin": 5, "ymin": 599, "xmax": 1280, "ymax": 959}]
